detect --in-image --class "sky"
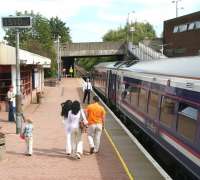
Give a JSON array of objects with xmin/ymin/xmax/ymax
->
[{"xmin": 0, "ymin": 0, "xmax": 199, "ymax": 42}]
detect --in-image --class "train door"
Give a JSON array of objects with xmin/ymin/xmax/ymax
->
[{"xmin": 107, "ymin": 70, "xmax": 117, "ymax": 105}]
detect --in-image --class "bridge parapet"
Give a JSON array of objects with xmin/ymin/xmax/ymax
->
[{"xmin": 61, "ymin": 41, "xmax": 125, "ymax": 57}]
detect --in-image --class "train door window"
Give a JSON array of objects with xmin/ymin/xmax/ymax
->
[
  {"xmin": 138, "ymin": 88, "xmax": 147, "ymax": 112},
  {"xmin": 148, "ymin": 92, "xmax": 159, "ymax": 119},
  {"xmin": 122, "ymin": 84, "xmax": 131, "ymax": 103},
  {"xmin": 177, "ymin": 103, "xmax": 198, "ymax": 141},
  {"xmin": 160, "ymin": 96, "xmax": 176, "ymax": 127}
]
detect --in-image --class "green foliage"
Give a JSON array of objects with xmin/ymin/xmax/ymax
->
[
  {"xmin": 49, "ymin": 17, "xmax": 71, "ymax": 43},
  {"xmin": 4, "ymin": 11, "xmax": 71, "ymax": 77},
  {"xmin": 78, "ymin": 56, "xmax": 117, "ymax": 71},
  {"xmin": 79, "ymin": 21, "xmax": 156, "ymax": 70},
  {"xmin": 103, "ymin": 21, "xmax": 156, "ymax": 43}
]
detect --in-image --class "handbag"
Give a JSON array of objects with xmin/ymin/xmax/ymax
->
[
  {"xmin": 79, "ymin": 120, "xmax": 87, "ymax": 133},
  {"xmin": 20, "ymin": 133, "xmax": 25, "ymax": 140},
  {"xmin": 20, "ymin": 127, "xmax": 26, "ymax": 140},
  {"xmin": 79, "ymin": 120, "xmax": 85, "ymax": 130}
]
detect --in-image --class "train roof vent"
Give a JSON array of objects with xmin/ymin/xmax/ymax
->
[{"xmin": 125, "ymin": 60, "xmax": 139, "ymax": 67}]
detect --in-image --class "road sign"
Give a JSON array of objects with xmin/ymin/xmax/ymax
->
[{"xmin": 2, "ymin": 16, "xmax": 32, "ymax": 28}]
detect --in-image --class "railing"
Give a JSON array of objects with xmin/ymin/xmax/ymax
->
[
  {"xmin": 61, "ymin": 42, "xmax": 125, "ymax": 51},
  {"xmin": 128, "ymin": 42, "xmax": 167, "ymax": 61}
]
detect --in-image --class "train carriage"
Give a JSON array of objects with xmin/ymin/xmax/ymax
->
[{"xmin": 93, "ymin": 56, "xmax": 200, "ymax": 180}]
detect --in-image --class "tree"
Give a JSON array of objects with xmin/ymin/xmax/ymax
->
[
  {"xmin": 49, "ymin": 17, "xmax": 71, "ymax": 43},
  {"xmin": 79, "ymin": 21, "xmax": 157, "ymax": 70},
  {"xmin": 4, "ymin": 11, "xmax": 71, "ymax": 77},
  {"xmin": 103, "ymin": 21, "xmax": 156, "ymax": 43}
]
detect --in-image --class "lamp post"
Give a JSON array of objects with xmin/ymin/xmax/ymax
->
[
  {"xmin": 126, "ymin": 11, "xmax": 135, "ymax": 42},
  {"xmin": 15, "ymin": 29, "xmax": 22, "ymax": 134},
  {"xmin": 172, "ymin": 0, "xmax": 183, "ymax": 17},
  {"xmin": 56, "ymin": 35, "xmax": 61, "ymax": 81}
]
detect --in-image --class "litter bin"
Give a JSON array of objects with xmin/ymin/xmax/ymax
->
[{"xmin": 36, "ymin": 92, "xmax": 42, "ymax": 104}]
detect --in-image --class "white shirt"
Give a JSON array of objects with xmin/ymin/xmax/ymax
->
[
  {"xmin": 7, "ymin": 90, "xmax": 16, "ymax": 107},
  {"xmin": 64, "ymin": 109, "xmax": 88, "ymax": 132},
  {"xmin": 82, "ymin": 81, "xmax": 92, "ymax": 91}
]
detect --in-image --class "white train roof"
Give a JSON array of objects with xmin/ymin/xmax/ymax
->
[
  {"xmin": 119, "ymin": 56, "xmax": 200, "ymax": 79},
  {"xmin": 94, "ymin": 56, "xmax": 200, "ymax": 79}
]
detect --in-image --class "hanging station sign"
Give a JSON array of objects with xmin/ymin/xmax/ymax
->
[{"xmin": 2, "ymin": 16, "xmax": 32, "ymax": 28}]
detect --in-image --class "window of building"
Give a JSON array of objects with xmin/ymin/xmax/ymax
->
[
  {"xmin": 177, "ymin": 103, "xmax": 198, "ymax": 141},
  {"xmin": 195, "ymin": 21, "xmax": 200, "ymax": 29},
  {"xmin": 148, "ymin": 92, "xmax": 159, "ymax": 119},
  {"xmin": 173, "ymin": 26, "xmax": 179, "ymax": 33},
  {"xmin": 0, "ymin": 66, "xmax": 11, "ymax": 101},
  {"xmin": 179, "ymin": 24, "xmax": 188, "ymax": 32},
  {"xmin": 138, "ymin": 88, "xmax": 147, "ymax": 112},
  {"xmin": 188, "ymin": 22, "xmax": 195, "ymax": 30},
  {"xmin": 160, "ymin": 96, "xmax": 176, "ymax": 128}
]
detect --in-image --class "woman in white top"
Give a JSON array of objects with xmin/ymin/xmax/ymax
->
[
  {"xmin": 61, "ymin": 100, "xmax": 73, "ymax": 155},
  {"xmin": 67, "ymin": 100, "xmax": 88, "ymax": 159}
]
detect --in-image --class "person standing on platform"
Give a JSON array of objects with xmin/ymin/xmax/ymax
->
[
  {"xmin": 85, "ymin": 96, "xmax": 106, "ymax": 154},
  {"xmin": 82, "ymin": 78, "xmax": 92, "ymax": 104},
  {"xmin": 62, "ymin": 68, "xmax": 66, "ymax": 77},
  {"xmin": 7, "ymin": 85, "xmax": 16, "ymax": 122},
  {"xmin": 67, "ymin": 101, "xmax": 88, "ymax": 159},
  {"xmin": 69, "ymin": 66, "xmax": 73, "ymax": 77}
]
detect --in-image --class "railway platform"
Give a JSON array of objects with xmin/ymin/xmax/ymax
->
[{"xmin": 0, "ymin": 78, "xmax": 170, "ymax": 180}]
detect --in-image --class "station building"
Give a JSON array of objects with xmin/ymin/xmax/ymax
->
[
  {"xmin": 0, "ymin": 42, "xmax": 51, "ymax": 111},
  {"xmin": 163, "ymin": 11, "xmax": 200, "ymax": 57}
]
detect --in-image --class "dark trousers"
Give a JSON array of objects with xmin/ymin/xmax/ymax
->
[
  {"xmin": 83, "ymin": 90, "xmax": 90, "ymax": 104},
  {"xmin": 8, "ymin": 101, "xmax": 15, "ymax": 122}
]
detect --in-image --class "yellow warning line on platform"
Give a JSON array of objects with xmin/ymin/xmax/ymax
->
[{"xmin": 104, "ymin": 129, "xmax": 134, "ymax": 180}]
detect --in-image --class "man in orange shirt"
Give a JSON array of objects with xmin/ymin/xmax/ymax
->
[{"xmin": 85, "ymin": 96, "xmax": 106, "ymax": 154}]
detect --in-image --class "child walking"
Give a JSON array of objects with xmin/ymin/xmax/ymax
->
[{"xmin": 23, "ymin": 119, "xmax": 33, "ymax": 156}]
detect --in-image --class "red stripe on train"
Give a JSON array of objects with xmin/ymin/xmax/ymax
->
[{"xmin": 160, "ymin": 129, "xmax": 200, "ymax": 159}]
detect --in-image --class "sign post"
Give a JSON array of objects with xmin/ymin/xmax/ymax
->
[{"xmin": 2, "ymin": 16, "xmax": 32, "ymax": 134}]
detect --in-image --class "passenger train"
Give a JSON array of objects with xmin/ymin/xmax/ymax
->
[{"xmin": 92, "ymin": 56, "xmax": 200, "ymax": 179}]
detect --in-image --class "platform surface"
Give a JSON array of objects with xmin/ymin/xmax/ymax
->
[{"xmin": 0, "ymin": 78, "xmax": 128, "ymax": 180}]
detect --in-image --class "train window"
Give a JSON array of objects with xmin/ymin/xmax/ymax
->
[
  {"xmin": 160, "ymin": 97, "xmax": 176, "ymax": 128},
  {"xmin": 121, "ymin": 84, "xmax": 129, "ymax": 101},
  {"xmin": 148, "ymin": 92, "xmax": 159, "ymax": 119},
  {"xmin": 173, "ymin": 26, "xmax": 179, "ymax": 33},
  {"xmin": 138, "ymin": 88, "xmax": 147, "ymax": 112},
  {"xmin": 130, "ymin": 86, "xmax": 139, "ymax": 106},
  {"xmin": 177, "ymin": 103, "xmax": 198, "ymax": 141}
]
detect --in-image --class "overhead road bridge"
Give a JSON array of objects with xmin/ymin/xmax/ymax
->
[{"xmin": 60, "ymin": 41, "xmax": 126, "ymax": 57}]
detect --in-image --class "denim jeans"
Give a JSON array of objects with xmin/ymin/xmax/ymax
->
[{"xmin": 8, "ymin": 101, "xmax": 15, "ymax": 122}]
